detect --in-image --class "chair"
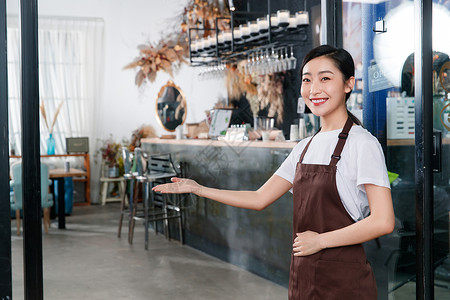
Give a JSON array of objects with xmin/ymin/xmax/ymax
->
[
  {"xmin": 129, "ymin": 148, "xmax": 183, "ymax": 249},
  {"xmin": 10, "ymin": 162, "xmax": 54, "ymax": 236}
]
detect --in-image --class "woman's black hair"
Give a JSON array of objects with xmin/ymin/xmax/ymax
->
[{"xmin": 300, "ymin": 45, "xmax": 362, "ymax": 126}]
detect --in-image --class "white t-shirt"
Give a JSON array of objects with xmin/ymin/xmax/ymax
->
[{"xmin": 275, "ymin": 125, "xmax": 390, "ymax": 222}]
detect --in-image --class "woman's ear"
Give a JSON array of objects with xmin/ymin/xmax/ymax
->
[{"xmin": 345, "ymin": 76, "xmax": 355, "ymax": 93}]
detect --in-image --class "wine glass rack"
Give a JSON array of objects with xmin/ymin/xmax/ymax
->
[{"xmin": 188, "ymin": 2, "xmax": 309, "ymax": 67}]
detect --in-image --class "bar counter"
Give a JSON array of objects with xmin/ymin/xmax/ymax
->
[
  {"xmin": 141, "ymin": 137, "xmax": 295, "ymax": 286},
  {"xmin": 141, "ymin": 138, "xmax": 413, "ymax": 293},
  {"xmin": 141, "ymin": 137, "xmax": 297, "ymax": 148}
]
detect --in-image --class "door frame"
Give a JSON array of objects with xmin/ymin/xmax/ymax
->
[
  {"xmin": 327, "ymin": 1, "xmax": 435, "ymax": 299},
  {"xmin": 414, "ymin": 0, "xmax": 434, "ymax": 299}
]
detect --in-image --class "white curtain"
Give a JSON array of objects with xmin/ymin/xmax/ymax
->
[{"xmin": 7, "ymin": 16, "xmax": 105, "ymax": 155}]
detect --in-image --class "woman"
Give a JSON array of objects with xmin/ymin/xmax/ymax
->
[{"xmin": 153, "ymin": 45, "xmax": 395, "ymax": 299}]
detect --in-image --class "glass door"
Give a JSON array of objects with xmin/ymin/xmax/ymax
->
[
  {"xmin": 432, "ymin": 1, "xmax": 450, "ymax": 296},
  {"xmin": 342, "ymin": 0, "xmax": 450, "ymax": 299}
]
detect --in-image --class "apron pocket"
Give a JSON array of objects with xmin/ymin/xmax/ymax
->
[{"xmin": 315, "ymin": 259, "xmax": 361, "ymax": 299}]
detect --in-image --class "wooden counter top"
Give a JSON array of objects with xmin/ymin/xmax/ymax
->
[
  {"xmin": 141, "ymin": 138, "xmax": 297, "ymax": 149},
  {"xmin": 49, "ymin": 168, "xmax": 87, "ymax": 178}
]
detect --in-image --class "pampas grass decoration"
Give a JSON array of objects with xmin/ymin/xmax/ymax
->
[
  {"xmin": 39, "ymin": 102, "xmax": 49, "ymax": 131},
  {"xmin": 50, "ymin": 101, "xmax": 64, "ymax": 134},
  {"xmin": 40, "ymin": 101, "xmax": 64, "ymax": 134}
]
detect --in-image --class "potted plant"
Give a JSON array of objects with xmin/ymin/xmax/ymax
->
[{"xmin": 99, "ymin": 139, "xmax": 123, "ymax": 178}]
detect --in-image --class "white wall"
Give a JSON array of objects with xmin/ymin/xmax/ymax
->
[
  {"xmin": 9, "ymin": 0, "xmax": 225, "ymax": 137},
  {"xmin": 7, "ymin": 0, "xmax": 226, "ymax": 203}
]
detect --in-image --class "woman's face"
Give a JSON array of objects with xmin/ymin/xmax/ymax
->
[{"xmin": 300, "ymin": 56, "xmax": 354, "ymax": 119}]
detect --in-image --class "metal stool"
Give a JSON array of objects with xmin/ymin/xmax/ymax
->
[
  {"xmin": 129, "ymin": 149, "xmax": 183, "ymax": 249},
  {"xmin": 128, "ymin": 147, "xmax": 147, "ymax": 244},
  {"xmin": 117, "ymin": 147, "xmax": 133, "ymax": 239},
  {"xmin": 144, "ymin": 153, "xmax": 182, "ymax": 249}
]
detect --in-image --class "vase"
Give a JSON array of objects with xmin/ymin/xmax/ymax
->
[
  {"xmin": 108, "ymin": 165, "xmax": 119, "ymax": 178},
  {"xmin": 47, "ymin": 133, "xmax": 56, "ymax": 155}
]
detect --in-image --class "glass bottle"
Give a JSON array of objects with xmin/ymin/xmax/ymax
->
[{"xmin": 47, "ymin": 133, "xmax": 56, "ymax": 155}]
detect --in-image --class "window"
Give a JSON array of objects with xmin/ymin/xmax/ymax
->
[{"xmin": 8, "ymin": 16, "xmax": 104, "ymax": 155}]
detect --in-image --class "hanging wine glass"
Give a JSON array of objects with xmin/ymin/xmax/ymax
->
[
  {"xmin": 244, "ymin": 54, "xmax": 251, "ymax": 75},
  {"xmin": 269, "ymin": 47, "xmax": 277, "ymax": 74},
  {"xmin": 288, "ymin": 45, "xmax": 297, "ymax": 70}
]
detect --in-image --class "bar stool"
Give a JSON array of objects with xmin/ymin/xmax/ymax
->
[
  {"xmin": 128, "ymin": 149, "xmax": 183, "ymax": 249},
  {"xmin": 128, "ymin": 147, "xmax": 148, "ymax": 244},
  {"xmin": 117, "ymin": 147, "xmax": 133, "ymax": 239},
  {"xmin": 143, "ymin": 153, "xmax": 182, "ymax": 249}
]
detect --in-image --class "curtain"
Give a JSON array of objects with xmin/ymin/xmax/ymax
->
[{"xmin": 7, "ymin": 16, "xmax": 105, "ymax": 156}]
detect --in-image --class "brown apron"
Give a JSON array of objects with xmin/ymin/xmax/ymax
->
[{"xmin": 288, "ymin": 117, "xmax": 377, "ymax": 300}]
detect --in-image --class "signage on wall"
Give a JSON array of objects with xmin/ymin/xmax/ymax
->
[{"xmin": 368, "ymin": 63, "xmax": 394, "ymax": 92}]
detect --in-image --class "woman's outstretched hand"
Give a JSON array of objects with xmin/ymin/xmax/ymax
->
[
  {"xmin": 292, "ymin": 231, "xmax": 325, "ymax": 256},
  {"xmin": 152, "ymin": 177, "xmax": 202, "ymax": 195}
]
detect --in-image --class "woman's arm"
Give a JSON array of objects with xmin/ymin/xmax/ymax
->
[
  {"xmin": 293, "ymin": 184, "xmax": 395, "ymax": 256},
  {"xmin": 152, "ymin": 174, "xmax": 292, "ymax": 211}
]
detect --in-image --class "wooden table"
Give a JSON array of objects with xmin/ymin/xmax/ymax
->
[
  {"xmin": 49, "ymin": 168, "xmax": 87, "ymax": 229},
  {"xmin": 10, "ymin": 153, "xmax": 91, "ymax": 205}
]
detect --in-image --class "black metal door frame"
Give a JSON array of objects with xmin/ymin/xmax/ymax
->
[
  {"xmin": 320, "ymin": 0, "xmax": 342, "ymax": 48},
  {"xmin": 21, "ymin": 0, "xmax": 44, "ymax": 299},
  {"xmin": 0, "ymin": 0, "xmax": 12, "ymax": 296},
  {"xmin": 325, "ymin": 0, "xmax": 435, "ymax": 299},
  {"xmin": 414, "ymin": 0, "xmax": 434, "ymax": 299}
]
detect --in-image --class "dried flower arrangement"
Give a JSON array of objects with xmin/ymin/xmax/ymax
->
[
  {"xmin": 124, "ymin": 33, "xmax": 188, "ymax": 87},
  {"xmin": 124, "ymin": 0, "xmax": 230, "ymax": 87},
  {"xmin": 100, "ymin": 142, "xmax": 121, "ymax": 167},
  {"xmin": 128, "ymin": 124, "xmax": 157, "ymax": 152},
  {"xmin": 225, "ymin": 62, "xmax": 284, "ymax": 124},
  {"xmin": 257, "ymin": 73, "xmax": 284, "ymax": 124},
  {"xmin": 97, "ymin": 136, "xmax": 125, "ymax": 178},
  {"xmin": 40, "ymin": 101, "xmax": 64, "ymax": 134},
  {"xmin": 226, "ymin": 62, "xmax": 257, "ymax": 101}
]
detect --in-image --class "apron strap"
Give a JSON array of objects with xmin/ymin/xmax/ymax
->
[{"xmin": 329, "ymin": 117, "xmax": 353, "ymax": 166}]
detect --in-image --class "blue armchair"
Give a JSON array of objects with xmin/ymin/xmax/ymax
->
[{"xmin": 10, "ymin": 162, "xmax": 54, "ymax": 236}]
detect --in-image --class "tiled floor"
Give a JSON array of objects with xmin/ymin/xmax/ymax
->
[
  {"xmin": 10, "ymin": 203, "xmax": 450, "ymax": 299},
  {"xmin": 11, "ymin": 203, "xmax": 288, "ymax": 300}
]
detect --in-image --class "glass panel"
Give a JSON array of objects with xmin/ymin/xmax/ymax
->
[
  {"xmin": 344, "ymin": 1, "xmax": 450, "ymax": 298},
  {"xmin": 432, "ymin": 2, "xmax": 450, "ymax": 298},
  {"xmin": 343, "ymin": 1, "xmax": 416, "ymax": 299}
]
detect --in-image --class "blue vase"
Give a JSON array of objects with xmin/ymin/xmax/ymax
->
[{"xmin": 47, "ymin": 133, "xmax": 55, "ymax": 155}]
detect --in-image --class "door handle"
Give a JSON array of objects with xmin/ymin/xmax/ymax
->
[{"xmin": 432, "ymin": 131, "xmax": 442, "ymax": 173}]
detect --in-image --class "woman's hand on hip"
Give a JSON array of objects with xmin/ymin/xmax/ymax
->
[
  {"xmin": 293, "ymin": 231, "xmax": 326, "ymax": 256},
  {"xmin": 152, "ymin": 177, "xmax": 202, "ymax": 195}
]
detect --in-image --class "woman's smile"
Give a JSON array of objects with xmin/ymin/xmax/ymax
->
[{"xmin": 310, "ymin": 98, "xmax": 328, "ymax": 106}]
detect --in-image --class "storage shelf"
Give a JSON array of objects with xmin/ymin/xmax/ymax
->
[{"xmin": 188, "ymin": 3, "xmax": 309, "ymax": 66}]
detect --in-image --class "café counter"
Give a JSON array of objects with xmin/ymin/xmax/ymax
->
[{"xmin": 141, "ymin": 138, "xmax": 295, "ymax": 286}]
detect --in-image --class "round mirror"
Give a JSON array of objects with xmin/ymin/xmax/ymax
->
[
  {"xmin": 156, "ymin": 81, "xmax": 187, "ymax": 132},
  {"xmin": 401, "ymin": 51, "xmax": 450, "ymax": 96},
  {"xmin": 439, "ymin": 61, "xmax": 450, "ymax": 93}
]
